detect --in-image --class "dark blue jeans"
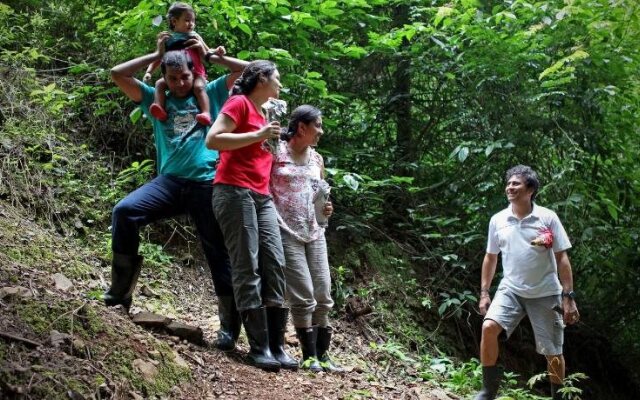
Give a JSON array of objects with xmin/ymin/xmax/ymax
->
[{"xmin": 111, "ymin": 175, "xmax": 233, "ymax": 296}]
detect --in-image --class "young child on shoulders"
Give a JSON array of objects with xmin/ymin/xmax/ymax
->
[{"xmin": 143, "ymin": 2, "xmax": 224, "ymax": 126}]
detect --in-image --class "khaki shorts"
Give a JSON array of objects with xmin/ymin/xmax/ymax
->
[{"xmin": 485, "ymin": 286, "xmax": 564, "ymax": 355}]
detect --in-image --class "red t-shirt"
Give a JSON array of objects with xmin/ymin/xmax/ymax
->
[{"xmin": 214, "ymin": 95, "xmax": 273, "ymax": 195}]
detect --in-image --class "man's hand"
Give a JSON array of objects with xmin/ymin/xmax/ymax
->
[
  {"xmin": 479, "ymin": 295, "xmax": 491, "ymax": 316},
  {"xmin": 185, "ymin": 36, "xmax": 207, "ymax": 58},
  {"xmin": 156, "ymin": 31, "xmax": 171, "ymax": 55},
  {"xmin": 563, "ymin": 298, "xmax": 579, "ymax": 325}
]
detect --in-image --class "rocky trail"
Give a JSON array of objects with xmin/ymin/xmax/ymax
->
[{"xmin": 0, "ymin": 202, "xmax": 458, "ymax": 400}]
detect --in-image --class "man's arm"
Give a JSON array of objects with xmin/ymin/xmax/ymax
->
[
  {"xmin": 479, "ymin": 253, "xmax": 498, "ymax": 315},
  {"xmin": 111, "ymin": 32, "xmax": 170, "ymax": 102},
  {"xmin": 207, "ymin": 54, "xmax": 249, "ymax": 90},
  {"xmin": 555, "ymin": 250, "xmax": 579, "ymax": 325},
  {"xmin": 186, "ymin": 38, "xmax": 249, "ymax": 90}
]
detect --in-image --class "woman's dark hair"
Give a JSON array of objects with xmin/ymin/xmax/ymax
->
[
  {"xmin": 160, "ymin": 50, "xmax": 194, "ymax": 75},
  {"xmin": 505, "ymin": 164, "xmax": 540, "ymax": 202},
  {"xmin": 231, "ymin": 60, "xmax": 277, "ymax": 96},
  {"xmin": 280, "ymin": 105, "xmax": 322, "ymax": 142},
  {"xmin": 167, "ymin": 2, "xmax": 194, "ymax": 30}
]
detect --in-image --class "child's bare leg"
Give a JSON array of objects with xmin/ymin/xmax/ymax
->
[
  {"xmin": 193, "ymin": 76, "xmax": 211, "ymax": 125},
  {"xmin": 149, "ymin": 78, "xmax": 168, "ymax": 121}
]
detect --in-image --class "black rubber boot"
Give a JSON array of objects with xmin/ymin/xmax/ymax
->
[
  {"xmin": 241, "ymin": 307, "xmax": 280, "ymax": 372},
  {"xmin": 316, "ymin": 326, "xmax": 344, "ymax": 373},
  {"xmin": 216, "ymin": 296, "xmax": 241, "ymax": 351},
  {"xmin": 551, "ymin": 382, "xmax": 564, "ymax": 400},
  {"xmin": 474, "ymin": 365, "xmax": 502, "ymax": 400},
  {"xmin": 295, "ymin": 326, "xmax": 322, "ymax": 372},
  {"xmin": 103, "ymin": 253, "xmax": 143, "ymax": 310},
  {"xmin": 266, "ymin": 307, "xmax": 298, "ymax": 370}
]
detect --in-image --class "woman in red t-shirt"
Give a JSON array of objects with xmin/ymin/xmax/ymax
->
[{"xmin": 206, "ymin": 60, "xmax": 296, "ymax": 372}]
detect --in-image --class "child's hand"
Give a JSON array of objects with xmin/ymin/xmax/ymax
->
[
  {"xmin": 212, "ymin": 46, "xmax": 226, "ymax": 56},
  {"xmin": 143, "ymin": 72, "xmax": 152, "ymax": 83}
]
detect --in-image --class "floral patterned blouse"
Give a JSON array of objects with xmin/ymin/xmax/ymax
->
[{"xmin": 270, "ymin": 140, "xmax": 325, "ymax": 243}]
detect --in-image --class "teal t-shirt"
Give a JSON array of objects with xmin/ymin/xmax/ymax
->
[{"xmin": 138, "ymin": 74, "xmax": 229, "ymax": 181}]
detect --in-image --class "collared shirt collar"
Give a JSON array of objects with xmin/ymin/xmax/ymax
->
[{"xmin": 508, "ymin": 202, "xmax": 540, "ymax": 221}]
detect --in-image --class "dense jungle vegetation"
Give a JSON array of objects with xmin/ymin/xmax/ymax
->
[{"xmin": 1, "ymin": 0, "xmax": 639, "ymax": 398}]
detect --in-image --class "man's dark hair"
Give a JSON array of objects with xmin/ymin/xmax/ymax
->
[
  {"xmin": 505, "ymin": 165, "xmax": 540, "ymax": 202},
  {"xmin": 231, "ymin": 60, "xmax": 277, "ymax": 96},
  {"xmin": 160, "ymin": 50, "xmax": 194, "ymax": 76},
  {"xmin": 281, "ymin": 105, "xmax": 322, "ymax": 142}
]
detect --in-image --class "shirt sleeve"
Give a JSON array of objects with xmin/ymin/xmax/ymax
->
[
  {"xmin": 136, "ymin": 81, "xmax": 155, "ymax": 116},
  {"xmin": 206, "ymin": 74, "xmax": 230, "ymax": 116},
  {"xmin": 549, "ymin": 212, "xmax": 572, "ymax": 252},
  {"xmin": 220, "ymin": 95, "xmax": 247, "ymax": 127},
  {"xmin": 486, "ymin": 216, "xmax": 500, "ymax": 254}
]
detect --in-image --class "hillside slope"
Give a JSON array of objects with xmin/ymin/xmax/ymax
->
[{"xmin": 0, "ymin": 200, "xmax": 458, "ymax": 399}]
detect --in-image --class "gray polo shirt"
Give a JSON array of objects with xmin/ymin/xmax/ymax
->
[{"xmin": 487, "ymin": 204, "xmax": 571, "ymax": 298}]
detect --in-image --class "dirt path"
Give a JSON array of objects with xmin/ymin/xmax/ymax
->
[{"xmin": 0, "ymin": 202, "xmax": 458, "ymax": 399}]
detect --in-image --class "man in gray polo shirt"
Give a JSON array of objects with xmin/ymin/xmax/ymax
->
[{"xmin": 475, "ymin": 165, "xmax": 580, "ymax": 400}]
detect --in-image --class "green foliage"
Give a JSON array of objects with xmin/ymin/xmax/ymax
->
[
  {"xmin": 139, "ymin": 242, "xmax": 174, "ymax": 268},
  {"xmin": 437, "ymin": 290, "xmax": 477, "ymax": 319},
  {"xmin": 331, "ymin": 264, "xmax": 352, "ymax": 311},
  {"xmin": 528, "ymin": 372, "xmax": 588, "ymax": 400},
  {"xmin": 115, "ymin": 159, "xmax": 155, "ymax": 192},
  {"xmin": 369, "ymin": 343, "xmax": 554, "ymax": 399},
  {"xmin": 2, "ymin": 0, "xmax": 639, "ymax": 396}
]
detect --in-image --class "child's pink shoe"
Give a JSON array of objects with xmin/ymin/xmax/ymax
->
[
  {"xmin": 196, "ymin": 112, "xmax": 211, "ymax": 126},
  {"xmin": 150, "ymin": 104, "xmax": 168, "ymax": 121}
]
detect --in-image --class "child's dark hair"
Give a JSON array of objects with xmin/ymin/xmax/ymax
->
[
  {"xmin": 160, "ymin": 50, "xmax": 194, "ymax": 75},
  {"xmin": 167, "ymin": 2, "xmax": 194, "ymax": 30},
  {"xmin": 281, "ymin": 105, "xmax": 322, "ymax": 142},
  {"xmin": 231, "ymin": 60, "xmax": 277, "ymax": 96}
]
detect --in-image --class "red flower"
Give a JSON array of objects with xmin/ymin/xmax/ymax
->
[{"xmin": 531, "ymin": 226, "xmax": 553, "ymax": 248}]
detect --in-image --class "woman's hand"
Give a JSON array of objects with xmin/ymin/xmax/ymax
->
[
  {"xmin": 143, "ymin": 72, "xmax": 153, "ymax": 83},
  {"xmin": 257, "ymin": 121, "xmax": 281, "ymax": 140}
]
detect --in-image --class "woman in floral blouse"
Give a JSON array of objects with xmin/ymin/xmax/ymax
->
[{"xmin": 270, "ymin": 105, "xmax": 342, "ymax": 373}]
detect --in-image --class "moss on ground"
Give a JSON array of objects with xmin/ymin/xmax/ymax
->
[
  {"xmin": 103, "ymin": 340, "xmax": 191, "ymax": 397},
  {"xmin": 15, "ymin": 299, "xmax": 106, "ymax": 339},
  {"xmin": 8, "ymin": 294, "xmax": 191, "ymax": 398}
]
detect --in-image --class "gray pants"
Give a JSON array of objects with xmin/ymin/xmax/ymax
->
[
  {"xmin": 485, "ymin": 286, "xmax": 564, "ymax": 355},
  {"xmin": 281, "ymin": 230, "xmax": 334, "ymax": 328},
  {"xmin": 212, "ymin": 184, "xmax": 286, "ymax": 312}
]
